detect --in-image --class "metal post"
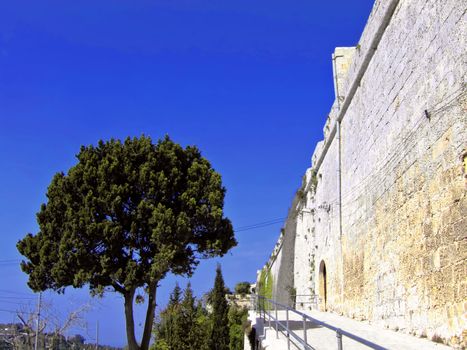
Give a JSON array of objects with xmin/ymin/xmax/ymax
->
[
  {"xmin": 260, "ymin": 297, "xmax": 263, "ymax": 320},
  {"xmin": 95, "ymin": 320, "xmax": 99, "ymax": 350},
  {"xmin": 275, "ymin": 302, "xmax": 278, "ymax": 338},
  {"xmin": 34, "ymin": 293, "xmax": 42, "ymax": 350},
  {"xmin": 336, "ymin": 329, "xmax": 343, "ymax": 350},
  {"xmin": 257, "ymin": 296, "xmax": 261, "ymax": 319},
  {"xmin": 256, "ymin": 295, "xmax": 259, "ymax": 318},
  {"xmin": 268, "ymin": 301, "xmax": 271, "ymax": 328},
  {"xmin": 303, "ymin": 314, "xmax": 307, "ymax": 345},
  {"xmin": 286, "ymin": 309, "xmax": 290, "ymax": 350},
  {"xmin": 261, "ymin": 297, "xmax": 263, "ymax": 320},
  {"xmin": 262, "ymin": 298, "xmax": 265, "ymax": 320},
  {"xmin": 262, "ymin": 297, "xmax": 265, "ymax": 320}
]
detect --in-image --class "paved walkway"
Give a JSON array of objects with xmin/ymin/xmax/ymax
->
[{"xmin": 249, "ymin": 309, "xmax": 452, "ymax": 350}]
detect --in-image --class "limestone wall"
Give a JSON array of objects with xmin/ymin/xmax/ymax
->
[
  {"xmin": 256, "ymin": 195, "xmax": 299, "ymax": 307},
  {"xmin": 260, "ymin": 0, "xmax": 467, "ymax": 347},
  {"xmin": 292, "ymin": 171, "xmax": 316, "ymax": 309},
  {"xmin": 337, "ymin": 0, "xmax": 465, "ymax": 345}
]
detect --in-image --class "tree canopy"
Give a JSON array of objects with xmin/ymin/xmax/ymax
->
[
  {"xmin": 234, "ymin": 282, "xmax": 251, "ymax": 295},
  {"xmin": 17, "ymin": 135, "xmax": 236, "ymax": 350}
]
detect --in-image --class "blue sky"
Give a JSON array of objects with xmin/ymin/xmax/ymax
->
[{"xmin": 0, "ymin": 0, "xmax": 374, "ymax": 347}]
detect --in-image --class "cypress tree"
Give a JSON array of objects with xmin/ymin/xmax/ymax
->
[
  {"xmin": 154, "ymin": 283, "xmax": 183, "ymax": 350},
  {"xmin": 195, "ymin": 300, "xmax": 211, "ymax": 350},
  {"xmin": 209, "ymin": 265, "xmax": 230, "ymax": 350},
  {"xmin": 154, "ymin": 283, "xmax": 211, "ymax": 350},
  {"xmin": 181, "ymin": 283, "xmax": 195, "ymax": 349},
  {"xmin": 169, "ymin": 283, "xmax": 182, "ymax": 307}
]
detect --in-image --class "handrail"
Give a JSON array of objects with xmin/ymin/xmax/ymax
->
[{"xmin": 254, "ymin": 295, "xmax": 388, "ymax": 350}]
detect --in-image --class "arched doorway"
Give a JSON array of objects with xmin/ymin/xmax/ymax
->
[{"xmin": 319, "ymin": 260, "xmax": 327, "ymax": 311}]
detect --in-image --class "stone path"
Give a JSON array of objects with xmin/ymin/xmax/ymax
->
[{"xmin": 249, "ymin": 310, "xmax": 452, "ymax": 350}]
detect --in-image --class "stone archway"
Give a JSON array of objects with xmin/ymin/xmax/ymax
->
[{"xmin": 319, "ymin": 260, "xmax": 327, "ymax": 311}]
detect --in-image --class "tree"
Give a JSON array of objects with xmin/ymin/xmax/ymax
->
[
  {"xmin": 17, "ymin": 135, "xmax": 236, "ymax": 350},
  {"xmin": 227, "ymin": 305, "xmax": 248, "ymax": 350},
  {"xmin": 234, "ymin": 282, "xmax": 251, "ymax": 296},
  {"xmin": 194, "ymin": 300, "xmax": 211, "ymax": 350},
  {"xmin": 153, "ymin": 283, "xmax": 210, "ymax": 350},
  {"xmin": 153, "ymin": 284, "xmax": 183, "ymax": 350},
  {"xmin": 209, "ymin": 265, "xmax": 229, "ymax": 350},
  {"xmin": 168, "ymin": 283, "xmax": 182, "ymax": 308},
  {"xmin": 179, "ymin": 283, "xmax": 198, "ymax": 349}
]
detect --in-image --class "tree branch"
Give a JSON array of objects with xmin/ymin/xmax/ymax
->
[{"xmin": 124, "ymin": 288, "xmax": 139, "ymax": 350}]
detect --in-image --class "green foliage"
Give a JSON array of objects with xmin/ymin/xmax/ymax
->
[
  {"xmin": 234, "ymin": 282, "xmax": 251, "ymax": 296},
  {"xmin": 258, "ymin": 269, "xmax": 273, "ymax": 299},
  {"xmin": 227, "ymin": 305, "xmax": 248, "ymax": 350},
  {"xmin": 194, "ymin": 302, "xmax": 211, "ymax": 350},
  {"xmin": 17, "ymin": 135, "xmax": 236, "ymax": 350},
  {"xmin": 153, "ymin": 284, "xmax": 183, "ymax": 349},
  {"xmin": 205, "ymin": 286, "xmax": 231, "ymax": 305},
  {"xmin": 153, "ymin": 271, "xmax": 249, "ymax": 350},
  {"xmin": 257, "ymin": 269, "xmax": 273, "ymax": 312},
  {"xmin": 151, "ymin": 339, "xmax": 169, "ymax": 350},
  {"xmin": 209, "ymin": 265, "xmax": 230, "ymax": 350},
  {"xmin": 153, "ymin": 283, "xmax": 210, "ymax": 350},
  {"xmin": 168, "ymin": 283, "xmax": 182, "ymax": 307},
  {"xmin": 180, "ymin": 283, "xmax": 210, "ymax": 350}
]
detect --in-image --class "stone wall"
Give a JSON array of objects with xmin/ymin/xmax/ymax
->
[
  {"xmin": 256, "ymin": 194, "xmax": 301, "ymax": 307},
  {"xmin": 259, "ymin": 0, "xmax": 467, "ymax": 347}
]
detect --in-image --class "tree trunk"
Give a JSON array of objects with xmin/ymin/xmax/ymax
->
[
  {"xmin": 140, "ymin": 282, "xmax": 158, "ymax": 350},
  {"xmin": 124, "ymin": 289, "xmax": 139, "ymax": 350}
]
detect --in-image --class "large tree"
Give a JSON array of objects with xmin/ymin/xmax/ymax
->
[{"xmin": 17, "ymin": 135, "xmax": 236, "ymax": 350}]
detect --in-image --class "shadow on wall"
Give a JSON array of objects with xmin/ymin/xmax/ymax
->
[{"xmin": 319, "ymin": 260, "xmax": 327, "ymax": 311}]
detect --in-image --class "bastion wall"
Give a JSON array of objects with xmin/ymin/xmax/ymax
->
[{"xmin": 257, "ymin": 0, "xmax": 466, "ymax": 346}]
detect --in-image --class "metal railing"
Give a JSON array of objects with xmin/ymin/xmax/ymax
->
[{"xmin": 254, "ymin": 295, "xmax": 388, "ymax": 350}]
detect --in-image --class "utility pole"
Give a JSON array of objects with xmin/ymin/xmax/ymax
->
[
  {"xmin": 34, "ymin": 293, "xmax": 42, "ymax": 350},
  {"xmin": 95, "ymin": 320, "xmax": 99, "ymax": 350}
]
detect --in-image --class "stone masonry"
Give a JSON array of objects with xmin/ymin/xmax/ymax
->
[{"xmin": 257, "ymin": 0, "xmax": 467, "ymax": 347}]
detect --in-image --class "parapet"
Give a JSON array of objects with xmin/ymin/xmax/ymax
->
[
  {"xmin": 311, "ymin": 0, "xmax": 400, "ymax": 171},
  {"xmin": 332, "ymin": 47, "xmax": 356, "ymax": 105}
]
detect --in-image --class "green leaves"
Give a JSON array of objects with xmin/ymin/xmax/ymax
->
[
  {"xmin": 153, "ymin": 283, "xmax": 210, "ymax": 350},
  {"xmin": 18, "ymin": 135, "xmax": 236, "ymax": 296},
  {"xmin": 209, "ymin": 265, "xmax": 230, "ymax": 350},
  {"xmin": 228, "ymin": 305, "xmax": 249, "ymax": 350},
  {"xmin": 234, "ymin": 282, "xmax": 251, "ymax": 296},
  {"xmin": 18, "ymin": 135, "xmax": 237, "ymax": 350}
]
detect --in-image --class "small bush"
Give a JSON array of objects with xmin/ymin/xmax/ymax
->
[{"xmin": 235, "ymin": 282, "xmax": 251, "ymax": 296}]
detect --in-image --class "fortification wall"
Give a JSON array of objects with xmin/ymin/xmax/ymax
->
[
  {"xmin": 256, "ymin": 196, "xmax": 298, "ymax": 307},
  {"xmin": 292, "ymin": 169, "xmax": 316, "ymax": 309},
  {"xmin": 337, "ymin": 0, "xmax": 465, "ymax": 343},
  {"xmin": 260, "ymin": 0, "xmax": 466, "ymax": 347}
]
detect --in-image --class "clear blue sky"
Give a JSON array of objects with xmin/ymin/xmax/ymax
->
[{"xmin": 0, "ymin": 0, "xmax": 374, "ymax": 347}]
